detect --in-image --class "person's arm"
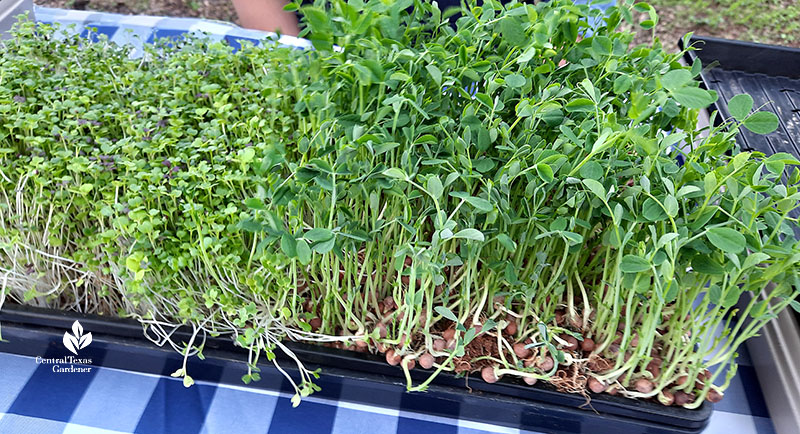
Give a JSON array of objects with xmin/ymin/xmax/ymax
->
[{"xmin": 231, "ymin": 0, "xmax": 300, "ymax": 36}]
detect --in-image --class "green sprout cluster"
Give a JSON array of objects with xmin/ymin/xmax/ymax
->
[{"xmin": 1, "ymin": 0, "xmax": 799, "ymax": 408}]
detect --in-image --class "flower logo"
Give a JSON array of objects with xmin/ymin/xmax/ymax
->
[{"xmin": 63, "ymin": 320, "xmax": 92, "ymax": 355}]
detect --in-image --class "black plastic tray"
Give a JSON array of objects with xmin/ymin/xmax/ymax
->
[
  {"xmin": 0, "ymin": 304, "xmax": 710, "ymax": 433},
  {"xmin": 683, "ymin": 35, "xmax": 800, "ymax": 156},
  {"xmin": 683, "ymin": 35, "xmax": 800, "ymax": 326}
]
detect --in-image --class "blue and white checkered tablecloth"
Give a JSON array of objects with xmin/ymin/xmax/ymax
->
[
  {"xmin": 0, "ymin": 346, "xmax": 777, "ymax": 434},
  {"xmin": 32, "ymin": 6, "xmax": 312, "ymax": 56},
  {"xmin": 1, "ymin": 351, "xmax": 533, "ymax": 434},
  {"xmin": 0, "ymin": 5, "xmax": 781, "ymax": 434}
]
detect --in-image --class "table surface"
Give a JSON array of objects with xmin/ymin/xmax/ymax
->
[
  {"xmin": 0, "ymin": 348, "xmax": 776, "ymax": 434},
  {"xmin": 0, "ymin": 5, "xmax": 781, "ymax": 434}
]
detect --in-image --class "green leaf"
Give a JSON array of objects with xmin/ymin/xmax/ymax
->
[
  {"xmin": 414, "ymin": 134, "xmax": 437, "ymax": 145},
  {"xmin": 426, "ymin": 175, "xmax": 443, "ymax": 200},
  {"xmin": 722, "ymin": 287, "xmax": 741, "ymax": 309},
  {"xmin": 239, "ymin": 219, "xmax": 264, "ymax": 233},
  {"xmin": 613, "ymin": 75, "xmax": 631, "ymax": 94},
  {"xmin": 642, "ymin": 197, "xmax": 667, "ymax": 221},
  {"xmin": 620, "ymin": 255, "xmax": 651, "ymax": 273},
  {"xmin": 500, "ymin": 16, "xmax": 527, "ymax": 47},
  {"xmin": 565, "ymin": 98, "xmax": 595, "ymax": 113},
  {"xmin": 450, "ymin": 192, "xmax": 493, "ymax": 213},
  {"xmin": 640, "ymin": 20, "xmax": 656, "ymax": 29},
  {"xmin": 312, "ymin": 237, "xmax": 335, "ymax": 254},
  {"xmin": 728, "ymin": 94, "xmax": 753, "ymax": 121},
  {"xmin": 591, "ymin": 36, "xmax": 612, "ymax": 56},
  {"xmin": 672, "ymin": 87, "xmax": 716, "ymax": 109},
  {"xmin": 583, "ymin": 179, "xmax": 607, "ymax": 201},
  {"xmin": 692, "ymin": 255, "xmax": 725, "ymax": 275},
  {"xmin": 537, "ymin": 322, "xmax": 550, "ymax": 342},
  {"xmin": 767, "ymin": 152, "xmax": 800, "ymax": 165},
  {"xmin": 676, "ymin": 185, "xmax": 701, "ymax": 198},
  {"xmin": 281, "ymin": 233, "xmax": 297, "ymax": 257},
  {"xmin": 550, "ymin": 217, "xmax": 568, "ymax": 232},
  {"xmin": 743, "ymin": 111, "xmax": 779, "ymax": 135},
  {"xmin": 390, "ymin": 72, "xmax": 411, "ymax": 82},
  {"xmin": 664, "ymin": 194, "xmax": 679, "ymax": 217},
  {"xmin": 709, "ymin": 284, "xmax": 722, "ymax": 304},
  {"xmin": 301, "ymin": 6, "xmax": 332, "ymax": 34},
  {"xmin": 245, "ymin": 197, "xmax": 266, "ymax": 210},
  {"xmin": 536, "ymin": 163, "xmax": 554, "ymax": 182},
  {"xmin": 434, "ymin": 306, "xmax": 458, "ymax": 322},
  {"xmin": 453, "ymin": 228, "xmax": 485, "ymax": 242},
  {"xmin": 689, "ymin": 207, "xmax": 718, "ymax": 232},
  {"xmin": 591, "ymin": 129, "xmax": 613, "ymax": 154},
  {"xmin": 505, "ymin": 73, "xmax": 526, "ymax": 89},
  {"xmin": 296, "ymin": 239, "xmax": 312, "ymax": 264},
  {"xmin": 239, "ymin": 147, "xmax": 256, "ymax": 164},
  {"xmin": 561, "ymin": 231, "xmax": 583, "ymax": 245},
  {"xmin": 516, "ymin": 46, "xmax": 537, "ymax": 64},
  {"xmin": 706, "ymin": 227, "xmax": 746, "ymax": 253},
  {"xmin": 766, "ymin": 160, "xmax": 785, "ymax": 175},
  {"xmin": 743, "ymin": 252, "xmax": 770, "ymax": 269},
  {"xmin": 661, "ymin": 69, "xmax": 692, "ymax": 91},
  {"xmin": 665, "ymin": 280, "xmax": 679, "ymax": 303},
  {"xmin": 125, "ymin": 253, "xmax": 144, "ymax": 272},
  {"xmin": 496, "ymin": 234, "xmax": 517, "ymax": 251},
  {"xmin": 305, "ymin": 228, "xmax": 333, "ymax": 242},
  {"xmin": 462, "ymin": 328, "xmax": 477, "ymax": 346},
  {"xmin": 657, "ymin": 232, "xmax": 680, "ymax": 248},
  {"xmin": 579, "ymin": 161, "xmax": 603, "ymax": 179},
  {"xmin": 425, "ymin": 64, "xmax": 442, "ymax": 86},
  {"xmin": 383, "ymin": 168, "xmax": 407, "ymax": 180},
  {"xmin": 704, "ymin": 172, "xmax": 717, "ymax": 197}
]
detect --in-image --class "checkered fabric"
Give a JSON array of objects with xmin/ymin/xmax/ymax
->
[
  {"xmin": 0, "ymin": 347, "xmax": 777, "ymax": 434},
  {"xmin": 0, "ymin": 5, "xmax": 781, "ymax": 434},
  {"xmin": 1, "ymin": 351, "xmax": 536, "ymax": 434},
  {"xmin": 33, "ymin": 6, "xmax": 311, "ymax": 57}
]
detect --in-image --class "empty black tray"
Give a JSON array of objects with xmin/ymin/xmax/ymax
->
[{"xmin": 682, "ymin": 35, "xmax": 800, "ymax": 156}]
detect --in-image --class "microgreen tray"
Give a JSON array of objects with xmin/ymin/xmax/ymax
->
[{"xmin": 0, "ymin": 304, "xmax": 711, "ymax": 434}]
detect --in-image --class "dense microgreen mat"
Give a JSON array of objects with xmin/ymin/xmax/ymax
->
[{"xmin": 2, "ymin": 0, "xmax": 800, "ymax": 408}]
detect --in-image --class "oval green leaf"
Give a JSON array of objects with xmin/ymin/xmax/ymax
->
[
  {"xmin": 565, "ymin": 98, "xmax": 595, "ymax": 113},
  {"xmin": 743, "ymin": 111, "xmax": 779, "ymax": 135},
  {"xmin": 296, "ymin": 239, "xmax": 312, "ymax": 264},
  {"xmin": 672, "ymin": 87, "xmax": 716, "ymax": 109},
  {"xmin": 727, "ymin": 94, "xmax": 753, "ymax": 121},
  {"xmin": 620, "ymin": 255, "xmax": 650, "ymax": 273},
  {"xmin": 536, "ymin": 163, "xmax": 554, "ymax": 182},
  {"xmin": 453, "ymin": 228, "xmax": 485, "ymax": 242},
  {"xmin": 505, "ymin": 73, "xmax": 526, "ymax": 88},
  {"xmin": 706, "ymin": 227, "xmax": 746, "ymax": 253}
]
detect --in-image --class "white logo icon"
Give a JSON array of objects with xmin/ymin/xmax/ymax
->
[{"xmin": 63, "ymin": 320, "xmax": 92, "ymax": 355}]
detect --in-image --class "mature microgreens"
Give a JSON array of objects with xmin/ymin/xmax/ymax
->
[{"xmin": 1, "ymin": 0, "xmax": 798, "ymax": 408}]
